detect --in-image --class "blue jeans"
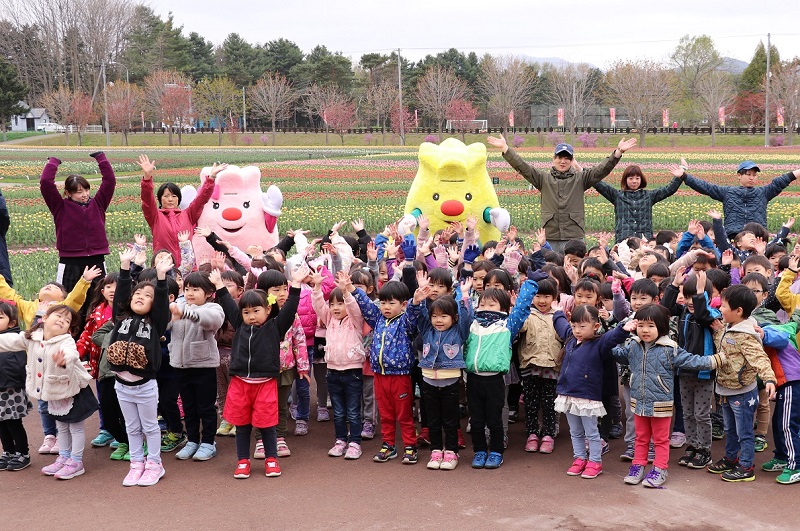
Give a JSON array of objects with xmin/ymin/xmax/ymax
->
[
  {"xmin": 327, "ymin": 368, "xmax": 363, "ymax": 445},
  {"xmin": 38, "ymin": 400, "xmax": 57, "ymax": 437},
  {"xmin": 565, "ymin": 412, "xmax": 602, "ymax": 462},
  {"xmin": 721, "ymin": 387, "xmax": 759, "ymax": 469},
  {"xmin": 294, "ymin": 345, "xmax": 315, "ymax": 421}
]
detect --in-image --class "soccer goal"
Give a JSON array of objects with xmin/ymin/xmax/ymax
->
[{"xmin": 445, "ymin": 119, "xmax": 488, "ymax": 133}]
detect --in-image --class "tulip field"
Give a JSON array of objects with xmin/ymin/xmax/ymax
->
[{"xmin": 2, "ymin": 145, "xmax": 800, "ymax": 298}]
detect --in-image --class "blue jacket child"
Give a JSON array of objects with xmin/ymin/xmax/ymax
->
[
  {"xmin": 418, "ymin": 297, "xmax": 473, "ymax": 372},
  {"xmin": 353, "ymin": 287, "xmax": 422, "ymax": 376}
]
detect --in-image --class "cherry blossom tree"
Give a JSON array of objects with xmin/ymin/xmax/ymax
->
[
  {"xmin": 445, "ymin": 98, "xmax": 477, "ymax": 141},
  {"xmin": 324, "ymin": 99, "xmax": 357, "ymax": 145},
  {"xmin": 105, "ymin": 81, "xmax": 142, "ymax": 145}
]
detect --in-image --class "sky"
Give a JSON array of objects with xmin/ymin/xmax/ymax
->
[{"xmin": 152, "ymin": 0, "xmax": 800, "ymax": 70}]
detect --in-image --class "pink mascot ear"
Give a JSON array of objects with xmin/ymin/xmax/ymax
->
[{"xmin": 211, "ymin": 184, "xmax": 221, "ymax": 200}]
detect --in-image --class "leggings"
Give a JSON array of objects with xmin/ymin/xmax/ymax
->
[
  {"xmin": 237, "ymin": 425, "xmax": 277, "ymax": 460},
  {"xmin": 97, "ymin": 378, "xmax": 128, "ymax": 444},
  {"xmin": 115, "ymin": 379, "xmax": 161, "ymax": 464},
  {"xmin": 56, "ymin": 420, "xmax": 85, "ymax": 461},
  {"xmin": 0, "ymin": 418, "xmax": 29, "ymax": 455}
]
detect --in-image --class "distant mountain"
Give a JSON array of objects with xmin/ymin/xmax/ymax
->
[
  {"xmin": 518, "ymin": 55, "xmax": 598, "ymax": 69},
  {"xmin": 720, "ymin": 56, "xmax": 748, "ymax": 74}
]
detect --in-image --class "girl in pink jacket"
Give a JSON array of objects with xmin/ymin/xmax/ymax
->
[{"xmin": 312, "ymin": 271, "xmax": 366, "ymax": 459}]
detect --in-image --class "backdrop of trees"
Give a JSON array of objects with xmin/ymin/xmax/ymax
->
[{"xmin": 1, "ymin": 1, "xmax": 798, "ymax": 145}]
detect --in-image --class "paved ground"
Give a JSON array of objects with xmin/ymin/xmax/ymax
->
[{"xmin": 0, "ymin": 393, "xmax": 796, "ymax": 530}]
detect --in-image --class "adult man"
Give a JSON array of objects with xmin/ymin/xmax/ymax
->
[{"xmin": 487, "ymin": 135, "xmax": 637, "ymax": 253}]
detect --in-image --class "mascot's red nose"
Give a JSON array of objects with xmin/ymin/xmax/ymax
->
[
  {"xmin": 440, "ymin": 200, "xmax": 464, "ymax": 217},
  {"xmin": 222, "ymin": 208, "xmax": 242, "ymax": 221}
]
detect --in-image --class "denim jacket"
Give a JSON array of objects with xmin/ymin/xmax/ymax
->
[
  {"xmin": 612, "ymin": 335, "xmax": 721, "ymax": 417},
  {"xmin": 418, "ymin": 298, "xmax": 472, "ymax": 371}
]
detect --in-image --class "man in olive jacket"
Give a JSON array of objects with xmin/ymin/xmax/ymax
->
[{"xmin": 487, "ymin": 135, "xmax": 637, "ymax": 253}]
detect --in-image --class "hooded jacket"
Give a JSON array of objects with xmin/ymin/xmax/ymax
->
[
  {"xmin": 660, "ymin": 284, "xmax": 720, "ymax": 380},
  {"xmin": 141, "ymin": 175, "xmax": 215, "ymax": 265},
  {"xmin": 518, "ymin": 307, "xmax": 563, "ymax": 370},
  {"xmin": 417, "ymin": 298, "xmax": 472, "ymax": 372},
  {"xmin": 168, "ymin": 300, "xmax": 225, "ymax": 369},
  {"xmin": 502, "ymin": 148, "xmax": 621, "ymax": 240},
  {"xmin": 762, "ymin": 320, "xmax": 800, "ymax": 387},
  {"xmin": 217, "ymin": 286, "xmax": 301, "ymax": 379},
  {"xmin": 312, "ymin": 287, "xmax": 365, "ymax": 370},
  {"xmin": 714, "ymin": 317, "xmax": 776, "ymax": 395},
  {"xmin": 612, "ymin": 335, "xmax": 722, "ymax": 417}
]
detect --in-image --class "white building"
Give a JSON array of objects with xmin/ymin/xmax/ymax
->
[{"xmin": 9, "ymin": 104, "xmax": 51, "ymax": 132}]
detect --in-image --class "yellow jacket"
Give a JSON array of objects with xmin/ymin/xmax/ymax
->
[
  {"xmin": 776, "ymin": 269, "xmax": 800, "ymax": 313},
  {"xmin": 0, "ymin": 275, "xmax": 91, "ymax": 330}
]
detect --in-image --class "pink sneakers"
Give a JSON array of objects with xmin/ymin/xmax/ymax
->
[
  {"xmin": 567, "ymin": 458, "xmax": 587, "ymax": 476},
  {"xmin": 328, "ymin": 440, "xmax": 347, "ymax": 457},
  {"xmin": 344, "ymin": 443, "xmax": 362, "ymax": 460},
  {"xmin": 440, "ymin": 451, "xmax": 459, "ymax": 470},
  {"xmin": 276, "ymin": 438, "xmax": 291, "ymax": 457},
  {"xmin": 581, "ymin": 461, "xmax": 603, "ymax": 479},
  {"xmin": 41, "ymin": 455, "xmax": 69, "ymax": 476},
  {"xmin": 525, "ymin": 434, "xmax": 539, "ymax": 452},
  {"xmin": 123, "ymin": 461, "xmax": 145, "ymax": 486},
  {"xmin": 38, "ymin": 435, "xmax": 59, "ymax": 455},
  {"xmin": 137, "ymin": 460, "xmax": 165, "ymax": 486},
  {"xmin": 54, "ymin": 459, "xmax": 84, "ymax": 480},
  {"xmin": 427, "ymin": 449, "xmax": 444, "ymax": 469},
  {"xmin": 539, "ymin": 436, "xmax": 555, "ymax": 454}
]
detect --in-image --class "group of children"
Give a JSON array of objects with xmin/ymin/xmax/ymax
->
[{"xmin": 0, "ymin": 152, "xmax": 798, "ymax": 491}]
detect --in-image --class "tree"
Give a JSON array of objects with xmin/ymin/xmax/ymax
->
[
  {"xmin": 105, "ymin": 81, "xmax": 142, "ymax": 146},
  {"xmin": 249, "ymin": 72, "xmax": 297, "ymax": 145},
  {"xmin": 70, "ymin": 91, "xmax": 94, "ymax": 146},
  {"xmin": 670, "ymin": 34, "xmax": 723, "ymax": 122},
  {"xmin": 360, "ymin": 53, "xmax": 389, "ymax": 85},
  {"xmin": 414, "ymin": 65, "xmax": 469, "ymax": 132},
  {"xmin": 364, "ymin": 80, "xmax": 397, "ymax": 143},
  {"xmin": 389, "ymin": 102, "xmax": 415, "ymax": 143},
  {"xmin": 121, "ymin": 7, "xmax": 190, "ymax": 83},
  {"xmin": 263, "ymin": 38, "xmax": 304, "ymax": 80},
  {"xmin": 324, "ymin": 99, "xmax": 357, "ymax": 145},
  {"xmin": 185, "ymin": 32, "xmax": 218, "ymax": 82},
  {"xmin": 143, "ymin": 70, "xmax": 193, "ymax": 146},
  {"xmin": 604, "ymin": 59, "xmax": 674, "ymax": 147},
  {"xmin": 446, "ymin": 98, "xmax": 478, "ymax": 141},
  {"xmin": 696, "ymin": 71, "xmax": 737, "ymax": 146},
  {"xmin": 0, "ymin": 58, "xmax": 28, "ymax": 141},
  {"xmin": 769, "ymin": 59, "xmax": 800, "ymax": 146},
  {"xmin": 732, "ymin": 92, "xmax": 765, "ymax": 127},
  {"xmin": 218, "ymin": 33, "xmax": 259, "ymax": 86},
  {"xmin": 545, "ymin": 63, "xmax": 597, "ymax": 136},
  {"xmin": 478, "ymin": 55, "xmax": 537, "ymax": 127},
  {"xmin": 40, "ymin": 86, "xmax": 74, "ymax": 143},
  {"xmin": 740, "ymin": 41, "xmax": 780, "ymax": 94},
  {"xmin": 300, "ymin": 84, "xmax": 345, "ymax": 144},
  {"xmin": 194, "ymin": 76, "xmax": 240, "ymax": 146}
]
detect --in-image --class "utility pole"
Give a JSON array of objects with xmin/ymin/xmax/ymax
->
[
  {"xmin": 764, "ymin": 33, "xmax": 771, "ymax": 147},
  {"xmin": 397, "ymin": 48, "xmax": 404, "ymax": 146},
  {"xmin": 102, "ymin": 62, "xmax": 110, "ymax": 146},
  {"xmin": 242, "ymin": 86, "xmax": 247, "ymax": 131}
]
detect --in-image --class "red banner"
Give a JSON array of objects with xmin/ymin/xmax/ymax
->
[
  {"xmin": 557, "ymin": 108, "xmax": 564, "ymax": 127},
  {"xmin": 662, "ymin": 108, "xmax": 669, "ymax": 128},
  {"xmin": 718, "ymin": 106, "xmax": 726, "ymax": 127},
  {"xmin": 508, "ymin": 111, "xmax": 514, "ymax": 128},
  {"xmin": 609, "ymin": 108, "xmax": 616, "ymax": 127}
]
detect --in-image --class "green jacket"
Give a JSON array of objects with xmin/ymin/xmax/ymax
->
[{"xmin": 502, "ymin": 148, "xmax": 621, "ymax": 240}]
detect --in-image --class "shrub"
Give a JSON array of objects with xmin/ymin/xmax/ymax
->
[
  {"xmin": 512, "ymin": 134, "xmax": 525, "ymax": 148},
  {"xmin": 260, "ymin": 134, "xmax": 269, "ymax": 145},
  {"xmin": 242, "ymin": 135, "xmax": 253, "ymax": 146},
  {"xmin": 578, "ymin": 132, "xmax": 598, "ymax": 148},
  {"xmin": 770, "ymin": 135, "xmax": 785, "ymax": 147},
  {"xmin": 424, "ymin": 134, "xmax": 439, "ymax": 144},
  {"xmin": 546, "ymin": 132, "xmax": 565, "ymax": 146},
  {"xmin": 364, "ymin": 133, "xmax": 373, "ymax": 145}
]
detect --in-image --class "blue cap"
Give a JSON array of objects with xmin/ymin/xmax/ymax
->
[
  {"xmin": 737, "ymin": 160, "xmax": 760, "ymax": 174},
  {"xmin": 554, "ymin": 143, "xmax": 574, "ymax": 157}
]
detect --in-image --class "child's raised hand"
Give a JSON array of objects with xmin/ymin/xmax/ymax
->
[
  {"xmin": 754, "ymin": 237, "xmax": 766, "ymax": 255},
  {"xmin": 413, "ymin": 285, "xmax": 431, "ymax": 305},
  {"xmin": 494, "ymin": 238, "xmax": 507, "ymax": 256},
  {"xmin": 466, "ymin": 213, "xmax": 478, "ymax": 232},
  {"xmin": 52, "ymin": 350, "xmax": 68, "ymax": 368},
  {"xmin": 177, "ymin": 230, "xmax": 190, "ymax": 243},
  {"xmin": 350, "ymin": 218, "xmax": 365, "ymax": 232},
  {"xmin": 290, "ymin": 262, "xmax": 310, "ymax": 286},
  {"xmin": 460, "ymin": 276, "xmax": 473, "ymax": 298},
  {"xmin": 310, "ymin": 270, "xmax": 324, "ymax": 290},
  {"xmin": 790, "ymin": 255, "xmax": 800, "ymax": 272},
  {"xmin": 366, "ymin": 241, "xmax": 378, "ymax": 261},
  {"xmin": 169, "ymin": 302, "xmax": 182, "ymax": 320},
  {"xmin": 687, "ymin": 219, "xmax": 699, "ymax": 236},
  {"xmin": 416, "ymin": 270, "xmax": 430, "ymax": 290},
  {"xmin": 707, "ymin": 209, "xmax": 722, "ymax": 220},
  {"xmin": 331, "ymin": 220, "xmax": 347, "ymax": 234},
  {"xmin": 134, "ymin": 233, "xmax": 147, "ymax": 246},
  {"xmin": 335, "ymin": 270, "xmax": 350, "ymax": 291},
  {"xmin": 551, "ymin": 300, "xmax": 563, "ymax": 312},
  {"xmin": 598, "ymin": 307, "xmax": 610, "ymax": 320},
  {"xmin": 784, "ymin": 217, "xmax": 796, "ymax": 229},
  {"xmin": 208, "ymin": 268, "xmax": 224, "ymax": 289},
  {"xmin": 447, "ymin": 244, "xmax": 459, "ymax": 263},
  {"xmin": 211, "ymin": 251, "xmax": 226, "ymax": 271},
  {"xmin": 155, "ymin": 255, "xmax": 174, "ymax": 279},
  {"xmin": 433, "ymin": 245, "xmax": 448, "ymax": 268},
  {"xmin": 322, "ymin": 242, "xmax": 338, "ymax": 256},
  {"xmin": 502, "ymin": 250, "xmax": 522, "ymax": 274},
  {"xmin": 194, "ymin": 226, "xmax": 212, "ymax": 238},
  {"xmin": 721, "ymin": 249, "xmax": 734, "ymax": 266},
  {"xmin": 134, "ymin": 250, "xmax": 147, "ymax": 266},
  {"xmin": 694, "ymin": 270, "xmax": 707, "ymax": 294},
  {"xmin": 119, "ymin": 246, "xmax": 138, "ymax": 267},
  {"xmin": 82, "ymin": 265, "xmax": 103, "ymax": 282},
  {"xmin": 417, "ymin": 213, "xmax": 430, "ymax": 232},
  {"xmin": 623, "ymin": 319, "xmax": 638, "ymax": 332},
  {"xmin": 536, "ymin": 228, "xmax": 547, "ymax": 248}
]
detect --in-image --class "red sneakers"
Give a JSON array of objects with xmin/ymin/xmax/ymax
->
[
  {"xmin": 265, "ymin": 457, "xmax": 281, "ymax": 477},
  {"xmin": 567, "ymin": 458, "xmax": 587, "ymax": 476},
  {"xmin": 234, "ymin": 459, "xmax": 251, "ymax": 479},
  {"xmin": 581, "ymin": 461, "xmax": 603, "ymax": 479}
]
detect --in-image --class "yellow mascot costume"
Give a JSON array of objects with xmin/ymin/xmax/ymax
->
[{"xmin": 400, "ymin": 138, "xmax": 510, "ymax": 242}]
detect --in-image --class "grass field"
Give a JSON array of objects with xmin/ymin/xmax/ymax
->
[{"xmin": 2, "ymin": 144, "xmax": 800, "ymax": 298}]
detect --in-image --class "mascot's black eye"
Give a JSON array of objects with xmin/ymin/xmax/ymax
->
[
  {"xmin": 243, "ymin": 201, "xmax": 250, "ymax": 208},
  {"xmin": 433, "ymin": 193, "xmax": 439, "ymax": 201},
  {"xmin": 465, "ymin": 193, "xmax": 472, "ymax": 201},
  {"xmin": 212, "ymin": 202, "xmax": 219, "ymax": 209}
]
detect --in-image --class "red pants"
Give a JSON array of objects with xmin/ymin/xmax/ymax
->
[
  {"xmin": 374, "ymin": 374, "xmax": 416, "ymax": 448},
  {"xmin": 633, "ymin": 414, "xmax": 671, "ymax": 469}
]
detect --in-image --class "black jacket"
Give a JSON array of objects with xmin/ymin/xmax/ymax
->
[
  {"xmin": 0, "ymin": 326, "xmax": 25, "ymax": 388},
  {"xmin": 218, "ymin": 286, "xmax": 300, "ymax": 379},
  {"xmin": 107, "ymin": 268, "xmax": 170, "ymax": 382},
  {"xmin": 661, "ymin": 284, "xmax": 717, "ymax": 358}
]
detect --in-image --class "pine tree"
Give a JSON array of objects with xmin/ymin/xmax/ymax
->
[{"xmin": 0, "ymin": 58, "xmax": 29, "ymax": 141}]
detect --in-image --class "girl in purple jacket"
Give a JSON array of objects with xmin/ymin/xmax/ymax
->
[{"xmin": 40, "ymin": 152, "xmax": 116, "ymax": 293}]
